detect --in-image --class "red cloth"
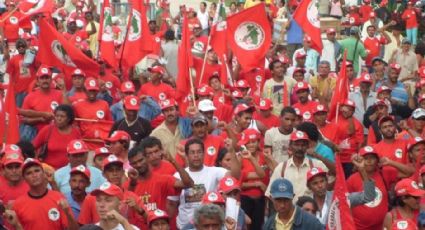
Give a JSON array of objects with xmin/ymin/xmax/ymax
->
[
  {"xmin": 328, "ymin": 52, "xmax": 349, "ymax": 121},
  {"xmin": 293, "ymin": 0, "xmax": 323, "ymax": 53},
  {"xmin": 402, "ymin": 9, "xmax": 418, "ymax": 29},
  {"xmin": 193, "ymin": 57, "xmax": 222, "ymax": 87},
  {"xmin": 253, "ymin": 111, "xmax": 280, "ymax": 129},
  {"xmin": 374, "ymin": 139, "xmax": 408, "ymax": 176},
  {"xmin": 364, "ymin": 36, "xmax": 388, "ymax": 66},
  {"xmin": 0, "ymin": 11, "xmax": 21, "ymax": 42},
  {"xmin": 3, "ymin": 83, "xmax": 19, "ymax": 143},
  {"xmin": 239, "ymin": 68, "xmax": 271, "ymax": 97},
  {"xmin": 0, "ymin": 176, "xmax": 29, "ymax": 205},
  {"xmin": 152, "ymin": 160, "xmax": 177, "ymax": 176},
  {"xmin": 138, "ymin": 82, "xmax": 176, "ymax": 102},
  {"xmin": 240, "ymin": 152, "xmax": 270, "ymax": 197},
  {"xmin": 68, "ymin": 91, "xmax": 87, "ymax": 103},
  {"xmin": 99, "ymin": 0, "xmax": 117, "ymax": 67},
  {"xmin": 293, "ymin": 100, "xmax": 319, "ymax": 122},
  {"xmin": 6, "ymin": 54, "xmax": 36, "ymax": 93},
  {"xmin": 333, "ymin": 116, "xmax": 364, "ymax": 163},
  {"xmin": 73, "ymin": 99, "xmax": 112, "ymax": 140},
  {"xmin": 359, "ymin": 5, "xmax": 374, "ymax": 22},
  {"xmin": 176, "ymin": 15, "xmax": 193, "ymax": 102}
]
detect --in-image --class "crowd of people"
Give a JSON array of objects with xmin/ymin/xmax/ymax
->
[{"xmin": 1, "ymin": 0, "xmax": 425, "ymax": 229}]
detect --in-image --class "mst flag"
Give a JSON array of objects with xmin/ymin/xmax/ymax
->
[
  {"xmin": 328, "ymin": 51, "xmax": 348, "ymax": 121},
  {"xmin": 176, "ymin": 14, "xmax": 194, "ymax": 103},
  {"xmin": 226, "ymin": 3, "xmax": 271, "ymax": 71},
  {"xmin": 38, "ymin": 18, "xmax": 100, "ymax": 77},
  {"xmin": 121, "ymin": 0, "xmax": 152, "ymax": 68},
  {"xmin": 293, "ymin": 0, "xmax": 323, "ymax": 53},
  {"xmin": 210, "ymin": 0, "xmax": 227, "ymax": 58},
  {"xmin": 99, "ymin": 0, "xmax": 116, "ymax": 67}
]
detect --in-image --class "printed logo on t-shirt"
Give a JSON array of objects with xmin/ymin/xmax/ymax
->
[
  {"xmin": 96, "ymin": 110, "xmax": 105, "ymax": 119},
  {"xmin": 411, "ymin": 181, "xmax": 419, "ymax": 189},
  {"xmin": 154, "ymin": 209, "xmax": 166, "ymax": 217},
  {"xmin": 50, "ymin": 101, "xmax": 59, "ymax": 110},
  {"xmin": 394, "ymin": 148, "xmax": 403, "ymax": 159},
  {"xmin": 9, "ymin": 16, "xmax": 18, "ymax": 24},
  {"xmin": 255, "ymin": 75, "xmax": 262, "ymax": 82},
  {"xmin": 364, "ymin": 187, "xmax": 382, "ymax": 208},
  {"xmin": 225, "ymin": 178, "xmax": 234, "ymax": 186},
  {"xmin": 76, "ymin": 36, "xmax": 82, "ymax": 42},
  {"xmin": 207, "ymin": 146, "xmax": 216, "ymax": 156},
  {"xmin": 10, "ymin": 144, "xmax": 19, "ymax": 151},
  {"xmin": 73, "ymin": 141, "xmax": 82, "ymax": 150},
  {"xmin": 140, "ymin": 192, "xmax": 157, "ymax": 211},
  {"xmin": 48, "ymin": 208, "xmax": 60, "ymax": 221},
  {"xmin": 396, "ymin": 220, "xmax": 409, "ymax": 229},
  {"xmin": 207, "ymin": 192, "xmax": 218, "ymax": 201},
  {"xmin": 159, "ymin": 93, "xmax": 166, "ymax": 100},
  {"xmin": 155, "ymin": 37, "xmax": 161, "ymax": 43},
  {"xmin": 105, "ymin": 82, "xmax": 113, "ymax": 89},
  {"xmin": 303, "ymin": 111, "xmax": 311, "ymax": 120},
  {"xmin": 184, "ymin": 184, "xmax": 206, "ymax": 203},
  {"xmin": 218, "ymin": 96, "xmax": 225, "ymax": 103}
]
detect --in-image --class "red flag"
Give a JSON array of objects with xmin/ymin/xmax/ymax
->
[
  {"xmin": 38, "ymin": 18, "xmax": 100, "ymax": 77},
  {"xmin": 328, "ymin": 51, "xmax": 348, "ymax": 121},
  {"xmin": 293, "ymin": 0, "xmax": 323, "ymax": 53},
  {"xmin": 18, "ymin": 0, "xmax": 55, "ymax": 19},
  {"xmin": 176, "ymin": 14, "xmax": 194, "ymax": 103},
  {"xmin": 121, "ymin": 0, "xmax": 152, "ymax": 68},
  {"xmin": 4, "ymin": 84, "xmax": 20, "ymax": 144},
  {"xmin": 210, "ymin": 0, "xmax": 227, "ymax": 58},
  {"xmin": 327, "ymin": 155, "xmax": 356, "ymax": 230},
  {"xmin": 99, "ymin": 0, "xmax": 116, "ymax": 67},
  {"xmin": 226, "ymin": 3, "xmax": 271, "ymax": 71}
]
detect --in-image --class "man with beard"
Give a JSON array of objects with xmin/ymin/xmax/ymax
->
[
  {"xmin": 64, "ymin": 165, "xmax": 91, "ymax": 219},
  {"xmin": 150, "ymin": 98, "xmax": 192, "ymax": 157},
  {"xmin": 379, "ymin": 63, "xmax": 415, "ymax": 108}
]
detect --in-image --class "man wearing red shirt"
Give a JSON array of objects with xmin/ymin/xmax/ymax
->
[
  {"xmin": 345, "ymin": 6, "xmax": 361, "ymax": 27},
  {"xmin": 139, "ymin": 136, "xmax": 177, "ymax": 176},
  {"xmin": 4, "ymin": 158, "xmax": 77, "ymax": 230},
  {"xmin": 21, "ymin": 65, "xmax": 65, "ymax": 131},
  {"xmin": 293, "ymin": 81, "xmax": 319, "ymax": 122},
  {"xmin": 363, "ymin": 25, "xmax": 390, "ymax": 68},
  {"xmin": 253, "ymin": 98, "xmax": 280, "ymax": 129},
  {"xmin": 67, "ymin": 68, "xmax": 87, "ymax": 103},
  {"xmin": 139, "ymin": 65, "xmax": 175, "ymax": 103},
  {"xmin": 98, "ymin": 63, "xmax": 121, "ymax": 104},
  {"xmin": 402, "ymin": 2, "xmax": 418, "ymax": 45},
  {"xmin": 148, "ymin": 20, "xmax": 166, "ymax": 56}
]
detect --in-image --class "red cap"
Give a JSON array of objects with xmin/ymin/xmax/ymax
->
[
  {"xmin": 277, "ymin": 55, "xmax": 290, "ymax": 64},
  {"xmin": 147, "ymin": 209, "xmax": 169, "ymax": 225},
  {"xmin": 369, "ymin": 12, "xmax": 376, "ymax": 18},
  {"xmin": 359, "ymin": 145, "xmax": 379, "ymax": 157},
  {"xmin": 374, "ymin": 99, "xmax": 390, "ymax": 108},
  {"xmin": 120, "ymin": 81, "xmax": 136, "ymax": 93},
  {"xmin": 312, "ymin": 104, "xmax": 328, "ymax": 114},
  {"xmin": 419, "ymin": 94, "xmax": 425, "ymax": 103},
  {"xmin": 233, "ymin": 103, "xmax": 254, "ymax": 115},
  {"xmin": 94, "ymin": 147, "xmax": 111, "ymax": 158},
  {"xmin": 358, "ymin": 73, "xmax": 372, "ymax": 84},
  {"xmin": 391, "ymin": 219, "xmax": 417, "ymax": 230},
  {"xmin": 306, "ymin": 167, "xmax": 327, "ymax": 182},
  {"xmin": 2, "ymin": 152, "xmax": 24, "ymax": 166},
  {"xmin": 197, "ymin": 84, "xmax": 214, "ymax": 96},
  {"xmin": 390, "ymin": 63, "xmax": 401, "ymax": 72},
  {"xmin": 341, "ymin": 99, "xmax": 356, "ymax": 108},
  {"xmin": 71, "ymin": 68, "xmax": 86, "ymax": 77},
  {"xmin": 418, "ymin": 66, "xmax": 425, "ymax": 78},
  {"xmin": 1, "ymin": 144, "xmax": 22, "ymax": 155},
  {"xmin": 326, "ymin": 28, "xmax": 336, "ymax": 34},
  {"xmin": 407, "ymin": 137, "xmax": 425, "ymax": 151},
  {"xmin": 295, "ymin": 51, "xmax": 307, "ymax": 59},
  {"xmin": 148, "ymin": 65, "xmax": 165, "ymax": 75},
  {"xmin": 201, "ymin": 192, "xmax": 225, "ymax": 204},
  {"xmin": 123, "ymin": 95, "xmax": 140, "ymax": 111},
  {"xmin": 293, "ymin": 67, "xmax": 306, "ymax": 75},
  {"xmin": 67, "ymin": 139, "xmax": 89, "ymax": 154},
  {"xmin": 232, "ymin": 90, "xmax": 244, "ymax": 99},
  {"xmin": 364, "ymin": 0, "xmax": 371, "ymax": 3},
  {"xmin": 346, "ymin": 61, "xmax": 353, "ymax": 67},
  {"xmin": 395, "ymin": 178, "xmax": 425, "ymax": 197},
  {"xmin": 293, "ymin": 81, "xmax": 310, "ymax": 93},
  {"xmin": 91, "ymin": 182, "xmax": 124, "ymax": 200},
  {"xmin": 377, "ymin": 85, "xmax": 392, "ymax": 94},
  {"xmin": 378, "ymin": 115, "xmax": 394, "ymax": 126},
  {"xmin": 36, "ymin": 65, "xmax": 52, "ymax": 78},
  {"xmin": 85, "ymin": 77, "xmax": 99, "ymax": 91},
  {"xmin": 159, "ymin": 98, "xmax": 177, "ymax": 110},
  {"xmin": 107, "ymin": 131, "xmax": 130, "ymax": 143},
  {"xmin": 102, "ymin": 154, "xmax": 124, "ymax": 169},
  {"xmin": 290, "ymin": 130, "xmax": 309, "ymax": 142},
  {"xmin": 218, "ymin": 176, "xmax": 241, "ymax": 193},
  {"xmin": 70, "ymin": 165, "xmax": 91, "ymax": 181},
  {"xmin": 76, "ymin": 1, "xmax": 84, "ymax": 7},
  {"xmin": 416, "ymin": 79, "xmax": 425, "ymax": 88},
  {"xmin": 258, "ymin": 98, "xmax": 272, "ymax": 110},
  {"xmin": 22, "ymin": 158, "xmax": 43, "ymax": 174},
  {"xmin": 238, "ymin": 128, "xmax": 260, "ymax": 146},
  {"xmin": 235, "ymin": 79, "xmax": 250, "ymax": 88},
  {"xmin": 303, "ymin": 35, "xmax": 312, "ymax": 43},
  {"xmin": 407, "ymin": 1, "xmax": 413, "ymax": 5}
]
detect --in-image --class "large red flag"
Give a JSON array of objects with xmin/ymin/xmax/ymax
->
[
  {"xmin": 4, "ymin": 84, "xmax": 20, "ymax": 144},
  {"xmin": 293, "ymin": 0, "xmax": 323, "ymax": 53},
  {"xmin": 327, "ymin": 155, "xmax": 356, "ymax": 230},
  {"xmin": 226, "ymin": 3, "xmax": 271, "ymax": 71},
  {"xmin": 176, "ymin": 14, "xmax": 194, "ymax": 104},
  {"xmin": 328, "ymin": 51, "xmax": 348, "ymax": 121},
  {"xmin": 99, "ymin": 0, "xmax": 116, "ymax": 67},
  {"xmin": 210, "ymin": 0, "xmax": 227, "ymax": 58},
  {"xmin": 38, "ymin": 18, "xmax": 100, "ymax": 77},
  {"xmin": 120, "ymin": 0, "xmax": 152, "ymax": 68}
]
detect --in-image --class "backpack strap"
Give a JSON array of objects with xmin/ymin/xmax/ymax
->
[{"xmin": 281, "ymin": 161, "xmax": 288, "ymax": 178}]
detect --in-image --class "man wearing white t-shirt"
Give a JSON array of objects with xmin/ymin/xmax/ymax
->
[
  {"xmin": 169, "ymin": 138, "xmax": 239, "ymax": 229},
  {"xmin": 197, "ymin": 2, "xmax": 209, "ymax": 33}
]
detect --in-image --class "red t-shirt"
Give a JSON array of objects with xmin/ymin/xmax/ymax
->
[
  {"xmin": 73, "ymin": 99, "xmax": 112, "ymax": 140},
  {"xmin": 152, "ymin": 160, "xmax": 177, "ymax": 176},
  {"xmin": 150, "ymin": 31, "xmax": 166, "ymax": 56},
  {"xmin": 346, "ymin": 13, "xmax": 361, "ymax": 26},
  {"xmin": 253, "ymin": 111, "xmax": 280, "ymax": 129},
  {"xmin": 240, "ymin": 152, "xmax": 270, "ymax": 197},
  {"xmin": 32, "ymin": 125, "xmax": 81, "ymax": 169},
  {"xmin": 13, "ymin": 190, "xmax": 70, "ymax": 230},
  {"xmin": 0, "ymin": 176, "xmax": 29, "ymax": 205},
  {"xmin": 374, "ymin": 139, "xmax": 408, "ymax": 176},
  {"xmin": 239, "ymin": 68, "xmax": 271, "ymax": 97},
  {"xmin": 319, "ymin": 122, "xmax": 339, "ymax": 143},
  {"xmin": 193, "ymin": 57, "xmax": 222, "ymax": 86},
  {"xmin": 347, "ymin": 169, "xmax": 398, "ymax": 230},
  {"xmin": 293, "ymin": 100, "xmax": 320, "ymax": 122},
  {"xmin": 99, "ymin": 73, "xmax": 121, "ymax": 103},
  {"xmin": 6, "ymin": 54, "xmax": 36, "ymax": 93},
  {"xmin": 332, "ymin": 116, "xmax": 364, "ymax": 162},
  {"xmin": 359, "ymin": 5, "xmax": 374, "ymax": 22},
  {"xmin": 214, "ymin": 102, "xmax": 234, "ymax": 123},
  {"xmin": 402, "ymin": 9, "xmax": 418, "ymax": 29},
  {"xmin": 69, "ymin": 91, "xmax": 87, "ymax": 104},
  {"xmin": 364, "ymin": 36, "xmax": 388, "ymax": 65},
  {"xmin": 138, "ymin": 82, "xmax": 176, "ymax": 103},
  {"xmin": 0, "ymin": 11, "xmax": 21, "ymax": 42}
]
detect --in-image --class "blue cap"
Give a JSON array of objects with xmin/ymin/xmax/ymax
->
[{"xmin": 270, "ymin": 178, "xmax": 294, "ymax": 199}]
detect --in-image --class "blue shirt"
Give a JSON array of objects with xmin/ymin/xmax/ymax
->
[
  {"xmin": 64, "ymin": 192, "xmax": 82, "ymax": 219},
  {"xmin": 376, "ymin": 81, "xmax": 409, "ymax": 104},
  {"xmin": 315, "ymin": 142, "xmax": 335, "ymax": 162},
  {"xmin": 287, "ymin": 18, "xmax": 303, "ymax": 45},
  {"xmin": 54, "ymin": 164, "xmax": 106, "ymax": 194},
  {"xmin": 110, "ymin": 97, "xmax": 161, "ymax": 121}
]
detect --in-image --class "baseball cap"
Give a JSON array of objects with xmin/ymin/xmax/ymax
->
[
  {"xmin": 326, "ymin": 28, "xmax": 336, "ymax": 34},
  {"xmin": 106, "ymin": 131, "xmax": 130, "ymax": 143},
  {"xmin": 402, "ymin": 38, "xmax": 412, "ymax": 45},
  {"xmin": 36, "ymin": 65, "xmax": 52, "ymax": 78},
  {"xmin": 91, "ymin": 182, "xmax": 124, "ymax": 200},
  {"xmin": 295, "ymin": 51, "xmax": 307, "ymax": 59},
  {"xmin": 197, "ymin": 84, "xmax": 214, "ymax": 96},
  {"xmin": 418, "ymin": 66, "xmax": 425, "ymax": 78},
  {"xmin": 1, "ymin": 144, "xmax": 22, "ymax": 155},
  {"xmin": 359, "ymin": 145, "xmax": 379, "ymax": 157},
  {"xmin": 293, "ymin": 81, "xmax": 310, "ymax": 93},
  {"xmin": 258, "ymin": 98, "xmax": 272, "ymax": 110},
  {"xmin": 103, "ymin": 154, "xmax": 124, "ymax": 169},
  {"xmin": 70, "ymin": 165, "xmax": 91, "ymax": 181},
  {"xmin": 94, "ymin": 147, "xmax": 111, "ymax": 158},
  {"xmin": 290, "ymin": 130, "xmax": 309, "ymax": 142},
  {"xmin": 67, "ymin": 139, "xmax": 89, "ymax": 154},
  {"xmin": 341, "ymin": 99, "xmax": 356, "ymax": 108},
  {"xmin": 390, "ymin": 63, "xmax": 402, "ymax": 72},
  {"xmin": 148, "ymin": 65, "xmax": 165, "ymax": 75},
  {"xmin": 120, "ymin": 81, "xmax": 135, "ymax": 93},
  {"xmin": 371, "ymin": 57, "xmax": 387, "ymax": 66},
  {"xmin": 374, "ymin": 99, "xmax": 390, "ymax": 108},
  {"xmin": 159, "ymin": 98, "xmax": 177, "ymax": 110},
  {"xmin": 378, "ymin": 115, "xmax": 394, "ymax": 126},
  {"xmin": 192, "ymin": 114, "xmax": 208, "ymax": 125},
  {"xmin": 198, "ymin": 99, "xmax": 216, "ymax": 112},
  {"xmin": 233, "ymin": 103, "xmax": 254, "ymax": 116},
  {"xmin": 358, "ymin": 73, "xmax": 372, "ymax": 84},
  {"xmin": 123, "ymin": 95, "xmax": 140, "ymax": 111},
  {"xmin": 71, "ymin": 68, "xmax": 86, "ymax": 77},
  {"xmin": 232, "ymin": 90, "xmax": 244, "ymax": 99},
  {"xmin": 238, "ymin": 128, "xmax": 260, "ymax": 146},
  {"xmin": 293, "ymin": 67, "xmax": 306, "ymax": 75},
  {"xmin": 306, "ymin": 167, "xmax": 327, "ymax": 183},
  {"xmin": 147, "ymin": 209, "xmax": 169, "ymax": 226},
  {"xmin": 201, "ymin": 191, "xmax": 225, "ymax": 204},
  {"xmin": 407, "ymin": 137, "xmax": 425, "ymax": 151},
  {"xmin": 235, "ymin": 79, "xmax": 250, "ymax": 89},
  {"xmin": 395, "ymin": 178, "xmax": 425, "ymax": 197},
  {"xmin": 377, "ymin": 85, "xmax": 392, "ymax": 95},
  {"xmin": 369, "ymin": 11, "xmax": 376, "ymax": 18},
  {"xmin": 391, "ymin": 219, "xmax": 417, "ymax": 230},
  {"xmin": 277, "ymin": 55, "xmax": 290, "ymax": 64},
  {"xmin": 218, "ymin": 176, "xmax": 241, "ymax": 193},
  {"xmin": 312, "ymin": 104, "xmax": 328, "ymax": 115},
  {"xmin": 85, "ymin": 77, "xmax": 99, "ymax": 91},
  {"xmin": 270, "ymin": 178, "xmax": 294, "ymax": 199},
  {"xmin": 349, "ymin": 26, "xmax": 360, "ymax": 35},
  {"xmin": 21, "ymin": 158, "xmax": 43, "ymax": 174},
  {"xmin": 412, "ymin": 108, "xmax": 425, "ymax": 119},
  {"xmin": 2, "ymin": 152, "xmax": 24, "ymax": 166}
]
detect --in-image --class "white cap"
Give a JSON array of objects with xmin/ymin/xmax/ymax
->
[
  {"xmin": 413, "ymin": 108, "xmax": 425, "ymax": 119},
  {"xmin": 198, "ymin": 99, "xmax": 216, "ymax": 112}
]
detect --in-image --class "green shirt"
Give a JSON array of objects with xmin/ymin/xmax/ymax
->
[{"xmin": 338, "ymin": 37, "xmax": 367, "ymax": 73}]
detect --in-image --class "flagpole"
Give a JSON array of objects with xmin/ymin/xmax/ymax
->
[{"xmin": 188, "ymin": 68, "xmax": 197, "ymax": 108}]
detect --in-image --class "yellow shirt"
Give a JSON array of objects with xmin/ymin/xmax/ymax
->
[
  {"xmin": 244, "ymin": 0, "xmax": 270, "ymax": 8},
  {"xmin": 275, "ymin": 209, "xmax": 296, "ymax": 230},
  {"xmin": 150, "ymin": 122, "xmax": 183, "ymax": 157},
  {"xmin": 309, "ymin": 75, "xmax": 336, "ymax": 98}
]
